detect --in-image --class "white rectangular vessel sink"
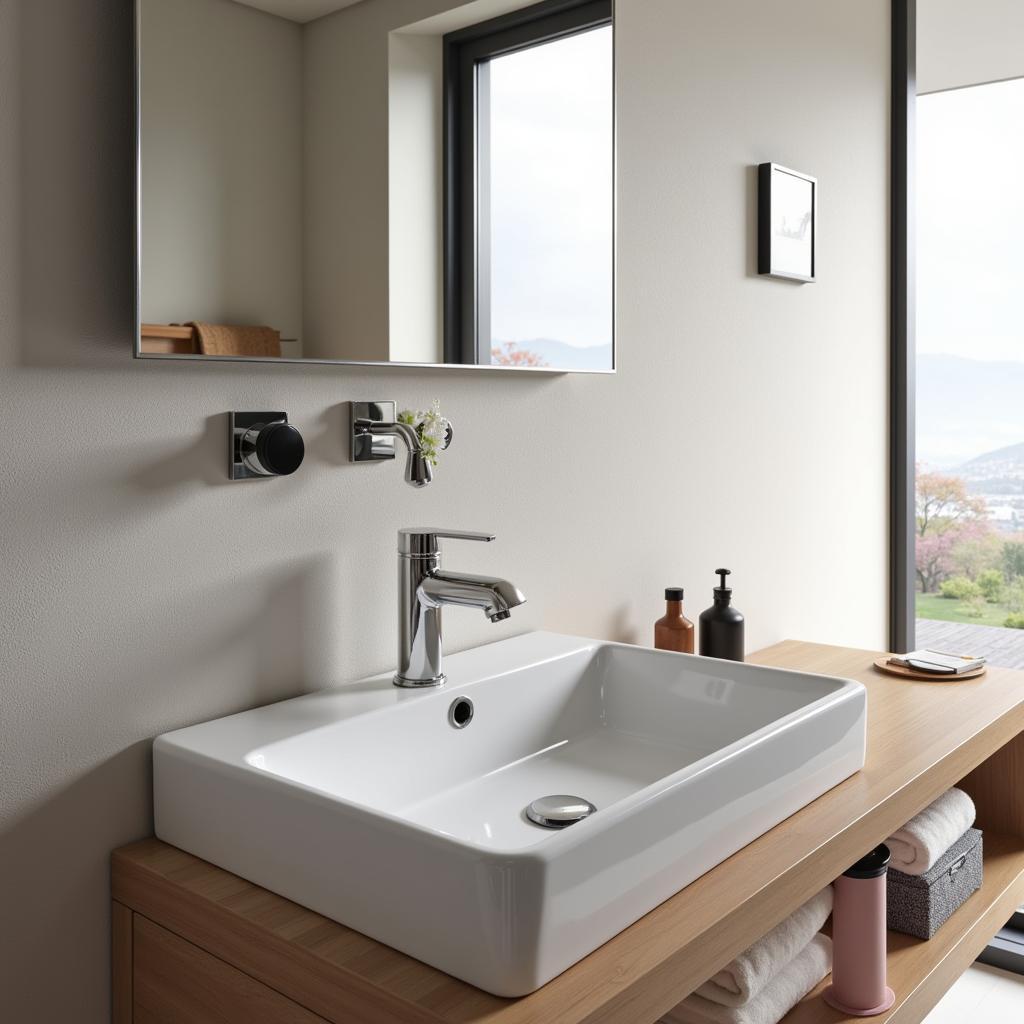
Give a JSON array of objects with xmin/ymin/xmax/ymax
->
[{"xmin": 154, "ymin": 632, "xmax": 866, "ymax": 996}]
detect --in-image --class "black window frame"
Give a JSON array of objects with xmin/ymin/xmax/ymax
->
[
  {"xmin": 442, "ymin": 0, "xmax": 613, "ymax": 365},
  {"xmin": 892, "ymin": 0, "xmax": 916, "ymax": 652}
]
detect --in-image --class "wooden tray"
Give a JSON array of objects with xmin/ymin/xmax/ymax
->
[{"xmin": 873, "ymin": 656, "xmax": 987, "ymax": 681}]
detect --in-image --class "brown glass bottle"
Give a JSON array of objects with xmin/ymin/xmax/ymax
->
[{"xmin": 654, "ymin": 587, "xmax": 695, "ymax": 654}]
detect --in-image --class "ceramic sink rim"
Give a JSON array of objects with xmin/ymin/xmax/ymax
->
[{"xmin": 156, "ymin": 633, "xmax": 864, "ymax": 860}]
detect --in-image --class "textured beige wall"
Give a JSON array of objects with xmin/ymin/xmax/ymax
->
[
  {"xmin": 140, "ymin": 0, "xmax": 304, "ymax": 343},
  {"xmin": 387, "ymin": 29, "xmax": 444, "ymax": 363},
  {"xmin": 918, "ymin": 0, "xmax": 1024, "ymax": 94},
  {"xmin": 0, "ymin": 0, "xmax": 889, "ymax": 1019}
]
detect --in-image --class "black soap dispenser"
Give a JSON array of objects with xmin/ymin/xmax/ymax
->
[{"xmin": 699, "ymin": 569, "xmax": 745, "ymax": 662}]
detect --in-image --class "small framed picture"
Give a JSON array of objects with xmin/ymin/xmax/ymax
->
[{"xmin": 758, "ymin": 163, "xmax": 816, "ymax": 282}]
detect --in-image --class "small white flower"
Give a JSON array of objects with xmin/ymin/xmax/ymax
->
[{"xmin": 398, "ymin": 400, "xmax": 449, "ymax": 467}]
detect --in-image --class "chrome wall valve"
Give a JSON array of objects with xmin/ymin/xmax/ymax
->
[{"xmin": 230, "ymin": 412, "xmax": 304, "ymax": 480}]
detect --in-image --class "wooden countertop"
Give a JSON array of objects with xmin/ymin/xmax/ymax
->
[{"xmin": 112, "ymin": 641, "xmax": 1024, "ymax": 1024}]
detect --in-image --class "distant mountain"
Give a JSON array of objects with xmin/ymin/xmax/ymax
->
[
  {"xmin": 495, "ymin": 338, "xmax": 612, "ymax": 371},
  {"xmin": 956, "ymin": 442, "xmax": 1024, "ymax": 495},
  {"xmin": 918, "ymin": 354, "xmax": 1024, "ymax": 468},
  {"xmin": 961, "ymin": 442, "xmax": 1024, "ymax": 469}
]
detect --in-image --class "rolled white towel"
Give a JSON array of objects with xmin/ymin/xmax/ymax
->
[
  {"xmin": 887, "ymin": 787, "xmax": 976, "ymax": 875},
  {"xmin": 661, "ymin": 934, "xmax": 832, "ymax": 1024},
  {"xmin": 694, "ymin": 887, "xmax": 833, "ymax": 1007}
]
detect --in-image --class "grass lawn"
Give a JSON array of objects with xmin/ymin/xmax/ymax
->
[{"xmin": 916, "ymin": 593, "xmax": 1018, "ymax": 628}]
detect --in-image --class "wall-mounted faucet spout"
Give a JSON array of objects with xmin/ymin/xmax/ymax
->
[
  {"xmin": 351, "ymin": 402, "xmax": 452, "ymax": 488},
  {"xmin": 358, "ymin": 419, "xmax": 433, "ymax": 487},
  {"xmin": 395, "ymin": 529, "xmax": 526, "ymax": 687}
]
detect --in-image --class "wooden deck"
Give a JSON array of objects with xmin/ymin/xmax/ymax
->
[{"xmin": 917, "ymin": 619, "xmax": 1024, "ymax": 670}]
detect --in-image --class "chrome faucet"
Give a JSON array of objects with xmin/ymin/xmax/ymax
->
[
  {"xmin": 394, "ymin": 528, "xmax": 526, "ymax": 688},
  {"xmin": 354, "ymin": 417, "xmax": 435, "ymax": 487}
]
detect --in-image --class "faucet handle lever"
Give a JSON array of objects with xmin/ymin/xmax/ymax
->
[
  {"xmin": 434, "ymin": 529, "xmax": 494, "ymax": 543},
  {"xmin": 398, "ymin": 528, "xmax": 494, "ymax": 556}
]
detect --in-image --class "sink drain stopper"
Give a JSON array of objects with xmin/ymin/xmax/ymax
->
[{"xmin": 525, "ymin": 795, "xmax": 596, "ymax": 829}]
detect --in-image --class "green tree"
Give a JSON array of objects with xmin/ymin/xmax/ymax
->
[
  {"xmin": 1005, "ymin": 579, "xmax": 1024, "ymax": 614},
  {"xmin": 940, "ymin": 577, "xmax": 980, "ymax": 600},
  {"xmin": 977, "ymin": 569, "xmax": 1005, "ymax": 603},
  {"xmin": 1003, "ymin": 540, "xmax": 1024, "ymax": 582},
  {"xmin": 952, "ymin": 533, "xmax": 1003, "ymax": 579},
  {"xmin": 915, "ymin": 468, "xmax": 989, "ymax": 592}
]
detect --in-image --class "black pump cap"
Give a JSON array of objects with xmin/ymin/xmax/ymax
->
[
  {"xmin": 665, "ymin": 587, "xmax": 684, "ymax": 601},
  {"xmin": 843, "ymin": 844, "xmax": 891, "ymax": 878}
]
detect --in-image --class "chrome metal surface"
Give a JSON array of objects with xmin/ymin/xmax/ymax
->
[
  {"xmin": 240, "ymin": 425, "xmax": 274, "ymax": 477},
  {"xmin": 394, "ymin": 528, "xmax": 525, "ymax": 687},
  {"xmin": 351, "ymin": 401, "xmax": 448, "ymax": 488},
  {"xmin": 525, "ymin": 795, "xmax": 597, "ymax": 829},
  {"xmin": 397, "ymin": 528, "xmax": 495, "ymax": 557},
  {"xmin": 351, "ymin": 402, "xmax": 397, "ymax": 461},
  {"xmin": 447, "ymin": 696, "xmax": 475, "ymax": 729},
  {"xmin": 230, "ymin": 411, "xmax": 302, "ymax": 480}
]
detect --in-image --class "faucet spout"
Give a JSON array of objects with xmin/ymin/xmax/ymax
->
[
  {"xmin": 357, "ymin": 419, "xmax": 433, "ymax": 487},
  {"xmin": 394, "ymin": 529, "xmax": 525, "ymax": 688},
  {"xmin": 419, "ymin": 571, "xmax": 526, "ymax": 622}
]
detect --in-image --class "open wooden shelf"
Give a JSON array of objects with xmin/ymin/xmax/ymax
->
[{"xmin": 783, "ymin": 832, "xmax": 1024, "ymax": 1024}]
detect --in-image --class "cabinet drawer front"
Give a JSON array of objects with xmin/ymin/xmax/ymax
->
[{"xmin": 134, "ymin": 915, "xmax": 326, "ymax": 1023}]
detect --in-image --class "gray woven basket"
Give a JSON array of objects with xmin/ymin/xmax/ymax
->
[{"xmin": 887, "ymin": 828, "xmax": 983, "ymax": 940}]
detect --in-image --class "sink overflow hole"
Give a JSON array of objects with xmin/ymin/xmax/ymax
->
[{"xmin": 448, "ymin": 696, "xmax": 474, "ymax": 729}]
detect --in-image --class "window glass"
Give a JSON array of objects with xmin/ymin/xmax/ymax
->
[
  {"xmin": 916, "ymin": 78, "xmax": 1024, "ymax": 664},
  {"xmin": 482, "ymin": 25, "xmax": 613, "ymax": 369}
]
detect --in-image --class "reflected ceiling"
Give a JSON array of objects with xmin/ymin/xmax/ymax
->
[{"xmin": 230, "ymin": 0, "xmax": 365, "ymax": 24}]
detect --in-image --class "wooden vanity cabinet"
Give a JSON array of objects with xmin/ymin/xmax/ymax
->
[{"xmin": 120, "ymin": 910, "xmax": 326, "ymax": 1023}]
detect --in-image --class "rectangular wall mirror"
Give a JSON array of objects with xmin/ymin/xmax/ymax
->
[{"xmin": 135, "ymin": 0, "xmax": 615, "ymax": 372}]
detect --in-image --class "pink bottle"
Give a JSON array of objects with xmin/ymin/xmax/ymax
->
[{"xmin": 824, "ymin": 845, "xmax": 896, "ymax": 1016}]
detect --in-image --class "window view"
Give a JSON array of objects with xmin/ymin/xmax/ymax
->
[
  {"xmin": 916, "ymin": 78, "xmax": 1024, "ymax": 667},
  {"xmin": 480, "ymin": 24, "xmax": 613, "ymax": 369}
]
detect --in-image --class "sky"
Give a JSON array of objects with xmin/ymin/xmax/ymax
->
[
  {"xmin": 486, "ymin": 25, "xmax": 613, "ymax": 354},
  {"xmin": 917, "ymin": 79, "xmax": 1024, "ymax": 364},
  {"xmin": 916, "ymin": 77, "xmax": 1024, "ymax": 465}
]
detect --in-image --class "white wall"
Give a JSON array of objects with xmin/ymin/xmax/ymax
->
[
  {"xmin": 140, "ymin": 0, "xmax": 304, "ymax": 342},
  {"xmin": 0, "ymin": 0, "xmax": 889, "ymax": 1020},
  {"xmin": 918, "ymin": 0, "xmax": 1024, "ymax": 94}
]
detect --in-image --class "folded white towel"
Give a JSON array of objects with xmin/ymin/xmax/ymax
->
[
  {"xmin": 693, "ymin": 887, "xmax": 833, "ymax": 1008},
  {"xmin": 661, "ymin": 934, "xmax": 832, "ymax": 1024},
  {"xmin": 887, "ymin": 787, "xmax": 976, "ymax": 875}
]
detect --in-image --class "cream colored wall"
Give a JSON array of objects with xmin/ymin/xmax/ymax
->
[
  {"xmin": 0, "ymin": 0, "xmax": 889, "ymax": 1020},
  {"xmin": 140, "ymin": 0, "xmax": 304, "ymax": 344},
  {"xmin": 918, "ymin": 0, "xmax": 1024, "ymax": 94},
  {"xmin": 387, "ymin": 30, "xmax": 444, "ymax": 363},
  {"xmin": 303, "ymin": 0, "xmax": 394, "ymax": 360}
]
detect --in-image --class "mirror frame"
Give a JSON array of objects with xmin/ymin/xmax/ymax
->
[{"xmin": 132, "ymin": 0, "xmax": 616, "ymax": 373}]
